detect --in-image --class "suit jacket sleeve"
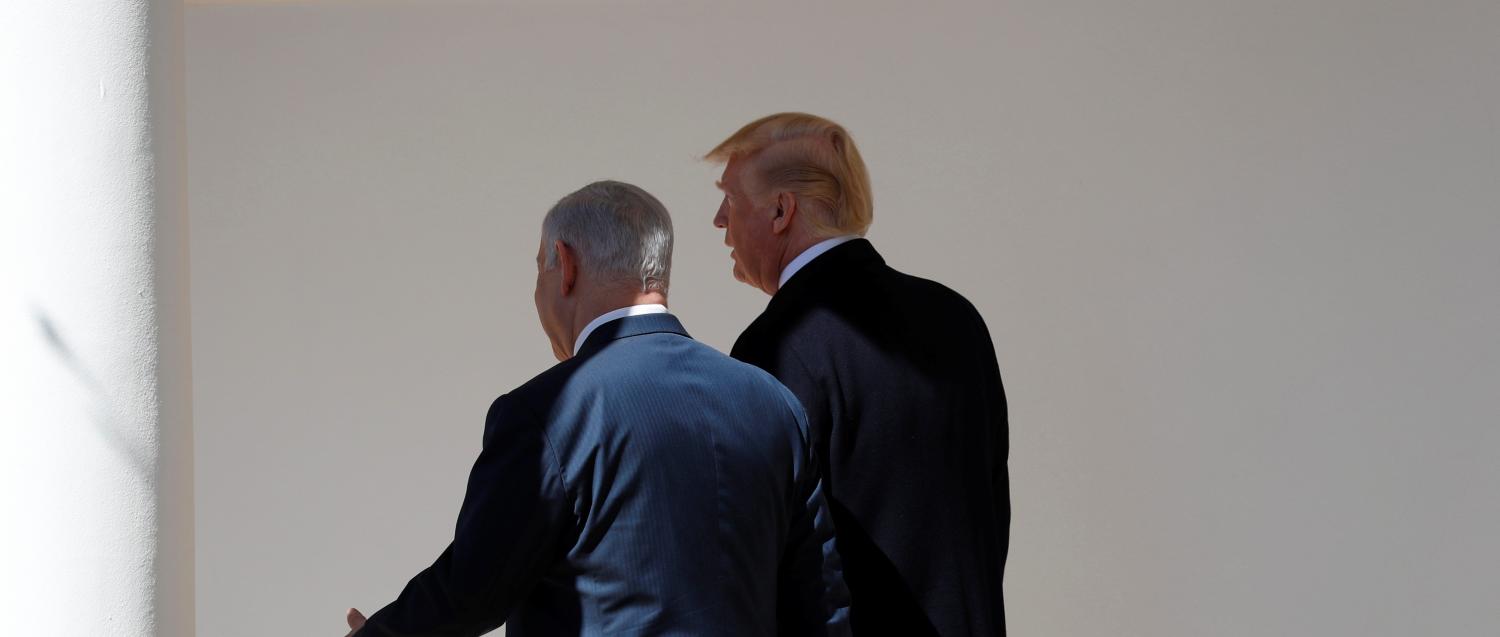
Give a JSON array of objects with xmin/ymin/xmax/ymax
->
[
  {"xmin": 732, "ymin": 332, "xmax": 833, "ymax": 473},
  {"xmin": 739, "ymin": 331, "xmax": 850, "ymax": 637},
  {"xmin": 777, "ymin": 390, "xmax": 853, "ymax": 637},
  {"xmin": 359, "ymin": 395, "xmax": 573, "ymax": 636},
  {"xmin": 972, "ymin": 309, "xmax": 1010, "ymax": 527}
]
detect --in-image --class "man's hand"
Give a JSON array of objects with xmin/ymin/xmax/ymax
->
[{"xmin": 343, "ymin": 607, "xmax": 367, "ymax": 637}]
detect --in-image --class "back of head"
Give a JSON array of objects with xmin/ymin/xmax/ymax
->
[
  {"xmin": 705, "ymin": 112, "xmax": 874, "ymax": 238},
  {"xmin": 543, "ymin": 180, "xmax": 674, "ymax": 293}
]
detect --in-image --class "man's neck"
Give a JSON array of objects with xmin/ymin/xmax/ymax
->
[
  {"xmin": 775, "ymin": 234, "xmax": 860, "ymax": 292},
  {"xmin": 568, "ymin": 291, "xmax": 668, "ymax": 352},
  {"xmin": 776, "ymin": 235, "xmax": 825, "ymax": 282}
]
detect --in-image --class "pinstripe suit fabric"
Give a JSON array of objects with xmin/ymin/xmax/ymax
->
[{"xmin": 362, "ymin": 314, "xmax": 851, "ymax": 636}]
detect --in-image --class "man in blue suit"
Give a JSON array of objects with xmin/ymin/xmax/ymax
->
[{"xmin": 345, "ymin": 180, "xmax": 850, "ymax": 636}]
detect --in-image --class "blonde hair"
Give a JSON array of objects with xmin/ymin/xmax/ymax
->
[{"xmin": 704, "ymin": 112, "xmax": 873, "ymax": 238}]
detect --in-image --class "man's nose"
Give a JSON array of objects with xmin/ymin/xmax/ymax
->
[{"xmin": 712, "ymin": 205, "xmax": 728, "ymax": 229}]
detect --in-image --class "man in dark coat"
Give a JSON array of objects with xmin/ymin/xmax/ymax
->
[{"xmin": 706, "ymin": 113, "xmax": 1010, "ymax": 636}]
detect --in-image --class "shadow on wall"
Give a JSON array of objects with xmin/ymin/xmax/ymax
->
[{"xmin": 32, "ymin": 306, "xmax": 153, "ymax": 480}]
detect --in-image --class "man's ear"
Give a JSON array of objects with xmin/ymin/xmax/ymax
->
[
  {"xmin": 771, "ymin": 191, "xmax": 798, "ymax": 235},
  {"xmin": 555, "ymin": 239, "xmax": 579, "ymax": 296}
]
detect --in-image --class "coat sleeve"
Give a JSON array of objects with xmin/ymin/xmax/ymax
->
[
  {"xmin": 740, "ymin": 327, "xmax": 851, "ymax": 637},
  {"xmin": 974, "ymin": 310, "xmax": 1010, "ymax": 529},
  {"xmin": 775, "ymin": 386, "xmax": 853, "ymax": 637},
  {"xmin": 358, "ymin": 395, "xmax": 573, "ymax": 636},
  {"xmin": 731, "ymin": 330, "xmax": 833, "ymax": 474}
]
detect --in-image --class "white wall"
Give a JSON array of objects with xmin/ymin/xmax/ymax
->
[
  {"xmin": 2, "ymin": 1, "xmax": 192, "ymax": 635},
  {"xmin": 187, "ymin": 1, "xmax": 1500, "ymax": 635}
]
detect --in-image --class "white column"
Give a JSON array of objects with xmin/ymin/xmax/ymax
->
[{"xmin": 0, "ymin": 1, "xmax": 192, "ymax": 635}]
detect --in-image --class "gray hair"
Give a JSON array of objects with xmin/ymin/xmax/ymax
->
[{"xmin": 542, "ymin": 180, "xmax": 674, "ymax": 293}]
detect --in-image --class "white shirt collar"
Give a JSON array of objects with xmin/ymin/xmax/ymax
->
[
  {"xmin": 778, "ymin": 235, "xmax": 860, "ymax": 290},
  {"xmin": 573, "ymin": 304, "xmax": 669, "ymax": 356}
]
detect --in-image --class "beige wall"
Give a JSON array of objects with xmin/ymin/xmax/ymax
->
[{"xmin": 188, "ymin": 1, "xmax": 1500, "ymax": 635}]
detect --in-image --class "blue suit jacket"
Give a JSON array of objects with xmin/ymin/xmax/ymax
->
[{"xmin": 360, "ymin": 314, "xmax": 851, "ymax": 636}]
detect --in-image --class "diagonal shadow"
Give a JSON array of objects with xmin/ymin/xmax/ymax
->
[{"xmin": 32, "ymin": 305, "xmax": 153, "ymax": 481}]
